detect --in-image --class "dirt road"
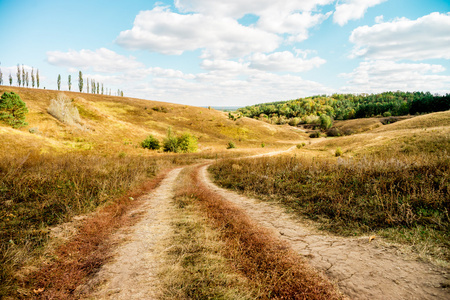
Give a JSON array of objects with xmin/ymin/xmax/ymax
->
[
  {"xmin": 199, "ymin": 165, "xmax": 449, "ymax": 300},
  {"xmin": 83, "ymin": 161, "xmax": 448, "ymax": 299}
]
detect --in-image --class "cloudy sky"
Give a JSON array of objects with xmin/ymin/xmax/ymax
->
[{"xmin": 1, "ymin": 0, "xmax": 449, "ymax": 107}]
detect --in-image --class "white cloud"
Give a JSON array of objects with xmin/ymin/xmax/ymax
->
[
  {"xmin": 116, "ymin": 6, "xmax": 280, "ymax": 58},
  {"xmin": 174, "ymin": 0, "xmax": 334, "ymax": 18},
  {"xmin": 334, "ymin": 0, "xmax": 387, "ymax": 26},
  {"xmin": 46, "ymin": 48, "xmax": 144, "ymax": 73},
  {"xmin": 340, "ymin": 60, "xmax": 450, "ymax": 94},
  {"xmin": 249, "ymin": 51, "xmax": 326, "ymax": 72},
  {"xmin": 375, "ymin": 15, "xmax": 383, "ymax": 23},
  {"xmin": 350, "ymin": 12, "xmax": 450, "ymax": 60}
]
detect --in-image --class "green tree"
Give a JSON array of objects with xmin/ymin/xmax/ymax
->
[
  {"xmin": 101, "ymin": 83, "xmax": 104, "ymax": 94},
  {"xmin": 25, "ymin": 71, "xmax": 29, "ymax": 87},
  {"xmin": 0, "ymin": 92, "xmax": 28, "ymax": 128},
  {"xmin": 68, "ymin": 74, "xmax": 72, "ymax": 91},
  {"xmin": 31, "ymin": 68, "xmax": 35, "ymax": 88},
  {"xmin": 36, "ymin": 69, "xmax": 40, "ymax": 88},
  {"xmin": 86, "ymin": 77, "xmax": 89, "ymax": 93},
  {"xmin": 319, "ymin": 114, "xmax": 332, "ymax": 130},
  {"xmin": 57, "ymin": 74, "xmax": 61, "ymax": 90},
  {"xmin": 9, "ymin": 73, "xmax": 12, "ymax": 86},
  {"xmin": 22, "ymin": 65, "xmax": 25, "ymax": 87},
  {"xmin": 16, "ymin": 64, "xmax": 21, "ymax": 86},
  {"xmin": 78, "ymin": 71, "xmax": 83, "ymax": 92},
  {"xmin": 96, "ymin": 82, "xmax": 99, "ymax": 94},
  {"xmin": 0, "ymin": 68, "xmax": 3, "ymax": 85}
]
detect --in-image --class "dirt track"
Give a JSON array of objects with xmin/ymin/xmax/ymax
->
[
  {"xmin": 199, "ymin": 165, "xmax": 449, "ymax": 300},
  {"xmin": 83, "ymin": 161, "xmax": 449, "ymax": 299}
]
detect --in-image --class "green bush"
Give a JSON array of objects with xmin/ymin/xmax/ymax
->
[
  {"xmin": 227, "ymin": 141, "xmax": 236, "ymax": 149},
  {"xmin": 141, "ymin": 135, "xmax": 160, "ymax": 150},
  {"xmin": 163, "ymin": 128, "xmax": 198, "ymax": 153},
  {"xmin": 0, "ymin": 92, "xmax": 28, "ymax": 128},
  {"xmin": 335, "ymin": 147, "xmax": 343, "ymax": 157},
  {"xmin": 319, "ymin": 114, "xmax": 332, "ymax": 130},
  {"xmin": 309, "ymin": 132, "xmax": 320, "ymax": 138}
]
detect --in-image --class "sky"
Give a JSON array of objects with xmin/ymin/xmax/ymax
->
[{"xmin": 0, "ymin": 0, "xmax": 449, "ymax": 107}]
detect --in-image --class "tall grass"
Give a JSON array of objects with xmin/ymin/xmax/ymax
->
[
  {"xmin": 0, "ymin": 152, "xmax": 160, "ymax": 297},
  {"xmin": 209, "ymin": 154, "xmax": 450, "ymax": 262}
]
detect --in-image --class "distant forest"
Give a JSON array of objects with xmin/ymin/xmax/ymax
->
[{"xmin": 237, "ymin": 91, "xmax": 450, "ymax": 125}]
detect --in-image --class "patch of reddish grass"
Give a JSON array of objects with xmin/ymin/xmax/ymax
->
[
  {"xmin": 183, "ymin": 164, "xmax": 344, "ymax": 300},
  {"xmin": 21, "ymin": 170, "xmax": 169, "ymax": 299}
]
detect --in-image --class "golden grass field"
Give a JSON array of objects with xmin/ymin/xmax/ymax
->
[{"xmin": 1, "ymin": 86, "xmax": 448, "ymax": 298}]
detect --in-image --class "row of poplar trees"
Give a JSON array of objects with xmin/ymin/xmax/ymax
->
[{"xmin": 0, "ymin": 64, "xmax": 40, "ymax": 88}]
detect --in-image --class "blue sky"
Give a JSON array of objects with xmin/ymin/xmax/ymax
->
[{"xmin": 1, "ymin": 0, "xmax": 449, "ymax": 107}]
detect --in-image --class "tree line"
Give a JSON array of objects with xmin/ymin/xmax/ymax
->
[
  {"xmin": 238, "ymin": 91, "xmax": 450, "ymax": 125},
  {"xmin": 0, "ymin": 64, "xmax": 124, "ymax": 97}
]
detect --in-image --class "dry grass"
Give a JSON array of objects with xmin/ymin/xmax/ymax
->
[
  {"xmin": 159, "ymin": 167, "xmax": 256, "ymax": 299},
  {"xmin": 176, "ymin": 164, "xmax": 344, "ymax": 299},
  {"xmin": 209, "ymin": 153, "xmax": 450, "ymax": 264}
]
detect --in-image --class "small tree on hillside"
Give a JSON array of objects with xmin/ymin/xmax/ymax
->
[
  {"xmin": 68, "ymin": 74, "xmax": 72, "ymax": 91},
  {"xmin": 96, "ymin": 82, "xmax": 99, "ymax": 94},
  {"xmin": 16, "ymin": 64, "xmax": 21, "ymax": 86},
  {"xmin": 36, "ymin": 69, "xmax": 40, "ymax": 88},
  {"xmin": 31, "ymin": 68, "xmax": 35, "ymax": 88},
  {"xmin": 25, "ymin": 71, "xmax": 29, "ymax": 87},
  {"xmin": 22, "ymin": 65, "xmax": 25, "ymax": 87},
  {"xmin": 0, "ymin": 68, "xmax": 3, "ymax": 85},
  {"xmin": 9, "ymin": 73, "xmax": 12, "ymax": 86},
  {"xmin": 57, "ymin": 74, "xmax": 61, "ymax": 90},
  {"xmin": 0, "ymin": 92, "xmax": 28, "ymax": 128},
  {"xmin": 78, "ymin": 71, "xmax": 83, "ymax": 92}
]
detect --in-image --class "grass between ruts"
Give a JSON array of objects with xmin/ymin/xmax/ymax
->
[
  {"xmin": 165, "ymin": 164, "xmax": 344, "ymax": 299},
  {"xmin": 209, "ymin": 153, "xmax": 450, "ymax": 265}
]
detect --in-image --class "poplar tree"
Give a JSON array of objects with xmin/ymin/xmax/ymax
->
[
  {"xmin": 25, "ymin": 71, "xmax": 29, "ymax": 87},
  {"xmin": 36, "ymin": 69, "xmax": 40, "ymax": 88},
  {"xmin": 57, "ymin": 74, "xmax": 61, "ymax": 90},
  {"xmin": 91, "ymin": 79, "xmax": 95, "ymax": 93},
  {"xmin": 86, "ymin": 78, "xmax": 89, "ymax": 93},
  {"xmin": 9, "ymin": 73, "xmax": 12, "ymax": 86},
  {"xmin": 17, "ymin": 64, "xmax": 21, "ymax": 86},
  {"xmin": 78, "ymin": 71, "xmax": 83, "ymax": 92},
  {"xmin": 0, "ymin": 68, "xmax": 3, "ymax": 85},
  {"xmin": 96, "ymin": 82, "xmax": 99, "ymax": 94},
  {"xmin": 22, "ymin": 65, "xmax": 25, "ymax": 87},
  {"xmin": 31, "ymin": 68, "xmax": 35, "ymax": 88},
  {"xmin": 101, "ymin": 83, "xmax": 104, "ymax": 94}
]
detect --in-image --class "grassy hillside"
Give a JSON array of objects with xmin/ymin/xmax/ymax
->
[
  {"xmin": 210, "ymin": 109, "xmax": 450, "ymax": 266},
  {"xmin": 0, "ymin": 86, "xmax": 304, "ymax": 156}
]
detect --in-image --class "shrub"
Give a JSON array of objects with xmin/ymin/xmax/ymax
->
[
  {"xmin": 335, "ymin": 147, "xmax": 343, "ymax": 157},
  {"xmin": 0, "ymin": 92, "xmax": 28, "ymax": 128},
  {"xmin": 177, "ymin": 133, "xmax": 198, "ymax": 153},
  {"xmin": 326, "ymin": 127, "xmax": 342, "ymax": 137},
  {"xmin": 163, "ymin": 128, "xmax": 198, "ymax": 153},
  {"xmin": 47, "ymin": 94, "xmax": 81, "ymax": 126},
  {"xmin": 319, "ymin": 114, "xmax": 333, "ymax": 130},
  {"xmin": 309, "ymin": 132, "xmax": 320, "ymax": 138},
  {"xmin": 141, "ymin": 135, "xmax": 160, "ymax": 150},
  {"xmin": 227, "ymin": 141, "xmax": 236, "ymax": 149},
  {"xmin": 296, "ymin": 142, "xmax": 306, "ymax": 149}
]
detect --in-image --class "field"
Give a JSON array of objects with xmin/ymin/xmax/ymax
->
[{"xmin": 1, "ymin": 86, "xmax": 449, "ymax": 298}]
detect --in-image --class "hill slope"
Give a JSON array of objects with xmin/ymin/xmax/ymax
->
[{"xmin": 0, "ymin": 86, "xmax": 304, "ymax": 155}]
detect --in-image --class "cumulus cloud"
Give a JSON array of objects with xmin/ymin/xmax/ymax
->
[
  {"xmin": 350, "ymin": 12, "xmax": 450, "ymax": 60},
  {"xmin": 46, "ymin": 48, "xmax": 144, "ymax": 73},
  {"xmin": 116, "ymin": 6, "xmax": 280, "ymax": 58},
  {"xmin": 340, "ymin": 60, "xmax": 450, "ymax": 93},
  {"xmin": 334, "ymin": 0, "xmax": 387, "ymax": 26},
  {"xmin": 249, "ymin": 51, "xmax": 326, "ymax": 72}
]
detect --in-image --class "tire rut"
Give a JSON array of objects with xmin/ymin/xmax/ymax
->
[
  {"xmin": 199, "ymin": 165, "xmax": 449, "ymax": 300},
  {"xmin": 80, "ymin": 168, "xmax": 183, "ymax": 299}
]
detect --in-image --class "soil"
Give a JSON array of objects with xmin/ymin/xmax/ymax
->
[
  {"xmin": 199, "ymin": 165, "xmax": 449, "ymax": 300},
  {"xmin": 80, "ymin": 154, "xmax": 449, "ymax": 300}
]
